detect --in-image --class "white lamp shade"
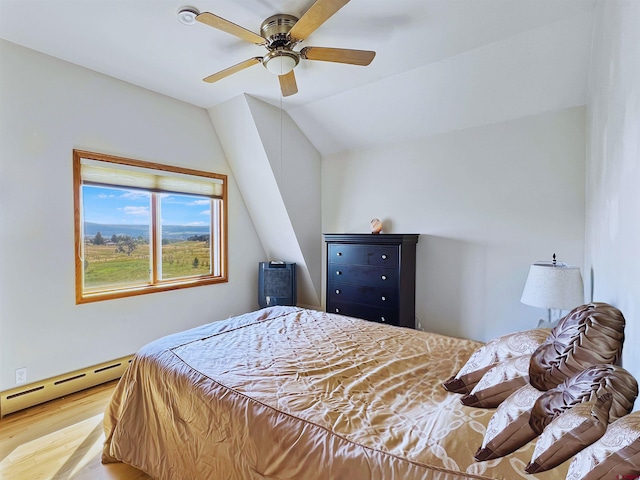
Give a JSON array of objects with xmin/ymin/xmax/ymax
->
[
  {"xmin": 264, "ymin": 54, "xmax": 297, "ymax": 75},
  {"xmin": 521, "ymin": 263, "xmax": 584, "ymax": 310}
]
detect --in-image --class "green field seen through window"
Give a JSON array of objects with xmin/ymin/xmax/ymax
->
[{"xmin": 84, "ymin": 237, "xmax": 211, "ymax": 289}]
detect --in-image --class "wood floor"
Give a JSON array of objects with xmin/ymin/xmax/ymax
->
[{"xmin": 0, "ymin": 380, "xmax": 151, "ymax": 480}]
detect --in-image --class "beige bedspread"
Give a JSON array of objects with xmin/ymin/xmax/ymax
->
[{"xmin": 103, "ymin": 306, "xmax": 569, "ymax": 479}]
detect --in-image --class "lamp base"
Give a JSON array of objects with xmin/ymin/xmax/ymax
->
[{"xmin": 537, "ymin": 318, "xmax": 560, "ymax": 329}]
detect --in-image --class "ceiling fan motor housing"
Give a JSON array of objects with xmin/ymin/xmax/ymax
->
[{"xmin": 261, "ymin": 14, "xmax": 299, "ymax": 48}]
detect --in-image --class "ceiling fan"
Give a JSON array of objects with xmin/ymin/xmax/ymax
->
[{"xmin": 184, "ymin": 0, "xmax": 376, "ymax": 97}]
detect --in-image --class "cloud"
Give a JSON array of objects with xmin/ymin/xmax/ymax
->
[
  {"xmin": 200, "ymin": 209, "xmax": 211, "ymax": 215},
  {"xmin": 120, "ymin": 191, "xmax": 149, "ymax": 200},
  {"xmin": 122, "ymin": 206, "xmax": 149, "ymax": 216},
  {"xmin": 161, "ymin": 196, "xmax": 210, "ymax": 206},
  {"xmin": 185, "ymin": 221, "xmax": 208, "ymax": 226}
]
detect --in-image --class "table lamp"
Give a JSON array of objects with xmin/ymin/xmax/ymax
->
[{"xmin": 521, "ymin": 254, "xmax": 584, "ymax": 327}]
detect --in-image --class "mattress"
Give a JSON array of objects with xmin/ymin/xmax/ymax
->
[{"xmin": 103, "ymin": 306, "xmax": 568, "ymax": 479}]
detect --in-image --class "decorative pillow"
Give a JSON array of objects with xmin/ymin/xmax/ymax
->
[
  {"xmin": 461, "ymin": 354, "xmax": 531, "ymax": 408},
  {"xmin": 474, "ymin": 384, "xmax": 544, "ymax": 461},
  {"xmin": 443, "ymin": 328, "xmax": 549, "ymax": 394},
  {"xmin": 565, "ymin": 411, "xmax": 640, "ymax": 480},
  {"xmin": 529, "ymin": 302, "xmax": 625, "ymax": 391},
  {"xmin": 525, "ymin": 394, "xmax": 612, "ymax": 474},
  {"xmin": 530, "ymin": 364, "xmax": 638, "ymax": 435}
]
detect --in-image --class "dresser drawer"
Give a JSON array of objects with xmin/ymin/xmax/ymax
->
[
  {"xmin": 327, "ymin": 264, "xmax": 398, "ymax": 288},
  {"xmin": 327, "ymin": 300, "xmax": 398, "ymax": 326},
  {"xmin": 328, "ymin": 282, "xmax": 398, "ymax": 309},
  {"xmin": 328, "ymin": 244, "xmax": 398, "ymax": 267}
]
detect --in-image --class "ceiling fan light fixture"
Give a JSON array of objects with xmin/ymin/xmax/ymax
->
[
  {"xmin": 263, "ymin": 49, "xmax": 299, "ymax": 75},
  {"xmin": 177, "ymin": 7, "xmax": 200, "ymax": 26}
]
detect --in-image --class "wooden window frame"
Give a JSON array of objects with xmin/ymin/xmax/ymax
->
[{"xmin": 73, "ymin": 150, "xmax": 228, "ymax": 304}]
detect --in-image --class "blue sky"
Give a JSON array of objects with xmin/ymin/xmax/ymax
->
[{"xmin": 82, "ymin": 186, "xmax": 211, "ymax": 226}]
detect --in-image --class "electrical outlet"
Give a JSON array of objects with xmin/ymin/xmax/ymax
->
[{"xmin": 16, "ymin": 367, "xmax": 27, "ymax": 385}]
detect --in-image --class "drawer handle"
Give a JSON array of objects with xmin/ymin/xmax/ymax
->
[
  {"xmin": 381, "ymin": 254, "xmax": 387, "ymax": 260},
  {"xmin": 335, "ymin": 289, "xmax": 341, "ymax": 294},
  {"xmin": 381, "ymin": 296, "xmax": 386, "ymax": 301},
  {"xmin": 336, "ymin": 271, "xmax": 342, "ymax": 275},
  {"xmin": 336, "ymin": 252, "xmax": 342, "ymax": 256},
  {"xmin": 381, "ymin": 316, "xmax": 386, "ymax": 322},
  {"xmin": 335, "ymin": 308, "xmax": 340, "ymax": 313},
  {"xmin": 381, "ymin": 275, "xmax": 387, "ymax": 280}
]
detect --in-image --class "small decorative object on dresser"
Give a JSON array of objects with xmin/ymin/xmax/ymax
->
[
  {"xmin": 324, "ymin": 233, "xmax": 419, "ymax": 328},
  {"xmin": 370, "ymin": 218, "xmax": 383, "ymax": 234}
]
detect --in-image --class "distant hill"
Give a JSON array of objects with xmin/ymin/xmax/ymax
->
[{"xmin": 84, "ymin": 222, "xmax": 209, "ymax": 241}]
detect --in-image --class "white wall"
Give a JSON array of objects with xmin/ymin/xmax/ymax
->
[
  {"xmin": 323, "ymin": 107, "xmax": 586, "ymax": 341},
  {"xmin": 245, "ymin": 96, "xmax": 323, "ymax": 306},
  {"xmin": 290, "ymin": 10, "xmax": 594, "ymax": 156},
  {"xmin": 0, "ymin": 40, "xmax": 265, "ymax": 391},
  {"xmin": 585, "ymin": 0, "xmax": 640, "ymax": 404},
  {"xmin": 209, "ymin": 96, "xmax": 322, "ymax": 307}
]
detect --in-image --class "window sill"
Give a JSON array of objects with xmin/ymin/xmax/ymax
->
[{"xmin": 76, "ymin": 275, "xmax": 228, "ymax": 304}]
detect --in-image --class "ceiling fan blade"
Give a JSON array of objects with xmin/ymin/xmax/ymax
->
[
  {"xmin": 196, "ymin": 12, "xmax": 265, "ymax": 45},
  {"xmin": 279, "ymin": 70, "xmax": 298, "ymax": 97},
  {"xmin": 301, "ymin": 47, "xmax": 375, "ymax": 66},
  {"xmin": 203, "ymin": 57, "xmax": 262, "ymax": 83},
  {"xmin": 289, "ymin": 0, "xmax": 350, "ymax": 42}
]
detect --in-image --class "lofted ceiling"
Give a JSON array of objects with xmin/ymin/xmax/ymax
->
[{"xmin": 0, "ymin": 0, "xmax": 596, "ymax": 155}]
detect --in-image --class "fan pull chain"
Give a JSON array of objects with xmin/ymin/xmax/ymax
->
[{"xmin": 280, "ymin": 86, "xmax": 283, "ymax": 181}]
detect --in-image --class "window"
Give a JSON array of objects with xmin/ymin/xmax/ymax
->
[{"xmin": 73, "ymin": 150, "xmax": 227, "ymax": 303}]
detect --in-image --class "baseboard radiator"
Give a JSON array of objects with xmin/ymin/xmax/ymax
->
[{"xmin": 0, "ymin": 355, "xmax": 133, "ymax": 418}]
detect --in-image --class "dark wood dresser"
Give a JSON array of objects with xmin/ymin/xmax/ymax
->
[{"xmin": 324, "ymin": 234, "xmax": 419, "ymax": 328}]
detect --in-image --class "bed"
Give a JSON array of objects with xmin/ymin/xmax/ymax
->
[{"xmin": 102, "ymin": 306, "xmax": 595, "ymax": 479}]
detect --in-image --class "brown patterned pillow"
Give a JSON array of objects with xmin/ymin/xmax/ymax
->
[
  {"xmin": 443, "ymin": 328, "xmax": 549, "ymax": 394},
  {"xmin": 565, "ymin": 411, "xmax": 640, "ymax": 480},
  {"xmin": 461, "ymin": 354, "xmax": 531, "ymax": 408},
  {"xmin": 529, "ymin": 302, "xmax": 625, "ymax": 391},
  {"xmin": 475, "ymin": 384, "xmax": 544, "ymax": 461},
  {"xmin": 529, "ymin": 364, "xmax": 638, "ymax": 435},
  {"xmin": 525, "ymin": 394, "xmax": 612, "ymax": 473}
]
